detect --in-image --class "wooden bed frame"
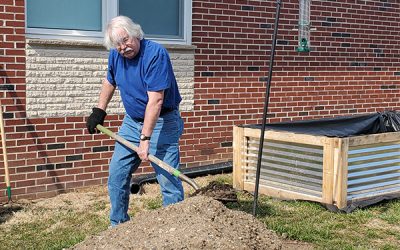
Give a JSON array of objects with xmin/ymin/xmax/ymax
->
[{"xmin": 233, "ymin": 125, "xmax": 400, "ymax": 210}]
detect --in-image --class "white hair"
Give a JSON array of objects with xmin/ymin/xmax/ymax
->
[{"xmin": 104, "ymin": 16, "xmax": 144, "ymax": 50}]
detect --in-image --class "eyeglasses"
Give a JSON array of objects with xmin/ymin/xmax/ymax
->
[{"xmin": 115, "ymin": 36, "xmax": 131, "ymax": 50}]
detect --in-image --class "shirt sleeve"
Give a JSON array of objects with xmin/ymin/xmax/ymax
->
[
  {"xmin": 106, "ymin": 50, "xmax": 117, "ymax": 86},
  {"xmin": 144, "ymin": 48, "xmax": 173, "ymax": 92}
]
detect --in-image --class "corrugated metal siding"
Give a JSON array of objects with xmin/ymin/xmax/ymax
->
[
  {"xmin": 347, "ymin": 142, "xmax": 400, "ymax": 199},
  {"xmin": 243, "ymin": 137, "xmax": 324, "ymax": 198}
]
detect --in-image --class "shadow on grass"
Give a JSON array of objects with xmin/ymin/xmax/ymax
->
[
  {"xmin": 225, "ymin": 197, "xmax": 274, "ymax": 218},
  {"xmin": 0, "ymin": 203, "xmax": 24, "ymax": 224}
]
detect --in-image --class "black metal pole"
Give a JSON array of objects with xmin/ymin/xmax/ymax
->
[{"xmin": 252, "ymin": 0, "xmax": 282, "ymax": 216}]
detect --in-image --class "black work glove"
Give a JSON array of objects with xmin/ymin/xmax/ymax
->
[{"xmin": 86, "ymin": 107, "xmax": 107, "ymax": 134}]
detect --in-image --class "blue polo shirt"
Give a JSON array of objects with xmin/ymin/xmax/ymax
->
[{"xmin": 106, "ymin": 39, "xmax": 181, "ymax": 119}]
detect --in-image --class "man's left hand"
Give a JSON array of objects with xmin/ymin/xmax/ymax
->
[{"xmin": 138, "ymin": 140, "xmax": 150, "ymax": 161}]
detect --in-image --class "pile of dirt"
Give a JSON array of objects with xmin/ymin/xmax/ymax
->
[
  {"xmin": 71, "ymin": 195, "xmax": 282, "ymax": 250},
  {"xmin": 190, "ymin": 180, "xmax": 238, "ymax": 203}
]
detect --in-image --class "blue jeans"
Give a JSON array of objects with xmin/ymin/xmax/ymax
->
[{"xmin": 108, "ymin": 110, "xmax": 184, "ymax": 226}]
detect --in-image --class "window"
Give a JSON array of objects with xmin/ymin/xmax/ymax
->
[
  {"xmin": 27, "ymin": 0, "xmax": 102, "ymax": 31},
  {"xmin": 119, "ymin": 0, "xmax": 183, "ymax": 40},
  {"xmin": 25, "ymin": 0, "xmax": 192, "ymax": 45}
]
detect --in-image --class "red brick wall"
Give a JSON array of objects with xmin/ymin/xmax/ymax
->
[
  {"xmin": 1, "ymin": 0, "xmax": 400, "ymax": 201},
  {"xmin": 1, "ymin": 0, "xmax": 31, "ymax": 200},
  {"xmin": 186, "ymin": 0, "xmax": 400, "ymax": 163}
]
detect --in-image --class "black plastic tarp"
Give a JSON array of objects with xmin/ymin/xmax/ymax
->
[
  {"xmin": 244, "ymin": 111, "xmax": 400, "ymax": 138},
  {"xmin": 381, "ymin": 110, "xmax": 400, "ymax": 132}
]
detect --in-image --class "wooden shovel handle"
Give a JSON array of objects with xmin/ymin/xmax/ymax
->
[
  {"xmin": 96, "ymin": 124, "xmax": 200, "ymax": 191},
  {"xmin": 0, "ymin": 103, "xmax": 11, "ymax": 200}
]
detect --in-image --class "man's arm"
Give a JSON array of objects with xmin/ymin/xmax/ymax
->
[
  {"xmin": 138, "ymin": 90, "xmax": 164, "ymax": 161},
  {"xmin": 98, "ymin": 78, "xmax": 116, "ymax": 110},
  {"xmin": 86, "ymin": 78, "xmax": 116, "ymax": 134}
]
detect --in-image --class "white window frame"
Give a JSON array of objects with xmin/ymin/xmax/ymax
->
[{"xmin": 25, "ymin": 0, "xmax": 192, "ymax": 45}]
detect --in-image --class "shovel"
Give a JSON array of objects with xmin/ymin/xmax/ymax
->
[
  {"xmin": 96, "ymin": 124, "xmax": 200, "ymax": 191},
  {"xmin": 0, "ymin": 103, "xmax": 11, "ymax": 202}
]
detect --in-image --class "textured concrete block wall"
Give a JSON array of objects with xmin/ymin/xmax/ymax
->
[{"xmin": 25, "ymin": 41, "xmax": 194, "ymax": 118}]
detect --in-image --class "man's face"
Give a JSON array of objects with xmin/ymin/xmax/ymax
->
[{"xmin": 114, "ymin": 28, "xmax": 141, "ymax": 59}]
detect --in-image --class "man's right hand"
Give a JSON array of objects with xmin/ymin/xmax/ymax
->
[{"xmin": 86, "ymin": 107, "xmax": 107, "ymax": 134}]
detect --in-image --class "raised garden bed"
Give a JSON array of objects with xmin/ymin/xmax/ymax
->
[{"xmin": 233, "ymin": 112, "xmax": 400, "ymax": 212}]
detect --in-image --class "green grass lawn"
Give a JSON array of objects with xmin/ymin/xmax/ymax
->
[{"xmin": 227, "ymin": 193, "xmax": 400, "ymax": 249}]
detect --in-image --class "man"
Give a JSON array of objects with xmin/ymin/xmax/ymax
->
[{"xmin": 86, "ymin": 16, "xmax": 184, "ymax": 227}]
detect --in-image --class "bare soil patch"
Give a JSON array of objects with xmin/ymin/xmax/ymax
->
[
  {"xmin": 72, "ymin": 195, "xmax": 282, "ymax": 250},
  {"xmin": 190, "ymin": 180, "xmax": 238, "ymax": 203}
]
